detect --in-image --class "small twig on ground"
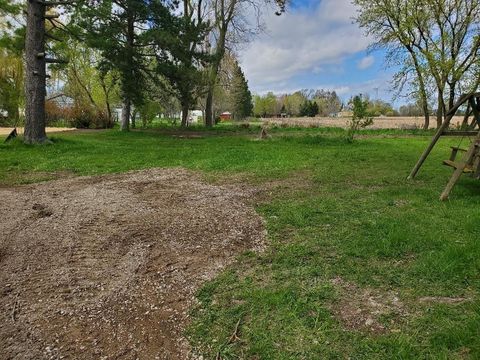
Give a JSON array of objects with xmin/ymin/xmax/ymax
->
[
  {"xmin": 215, "ymin": 317, "xmax": 243, "ymax": 360},
  {"xmin": 11, "ymin": 293, "xmax": 19, "ymax": 322},
  {"xmin": 228, "ymin": 318, "xmax": 242, "ymax": 344}
]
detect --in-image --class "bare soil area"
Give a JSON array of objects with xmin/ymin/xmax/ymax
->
[
  {"xmin": 264, "ymin": 116, "xmax": 465, "ymax": 130},
  {"xmin": 330, "ymin": 277, "xmax": 406, "ymax": 334},
  {"xmin": 0, "ymin": 127, "xmax": 76, "ymax": 136},
  {"xmin": 0, "ymin": 168, "xmax": 266, "ymax": 359}
]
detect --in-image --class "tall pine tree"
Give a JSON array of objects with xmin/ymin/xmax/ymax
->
[
  {"xmin": 76, "ymin": 0, "xmax": 177, "ymax": 131},
  {"xmin": 230, "ymin": 61, "xmax": 252, "ymax": 121},
  {"xmin": 152, "ymin": 0, "xmax": 210, "ymax": 127}
]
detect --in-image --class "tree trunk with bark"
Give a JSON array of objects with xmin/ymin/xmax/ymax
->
[
  {"xmin": 181, "ymin": 104, "xmax": 189, "ymax": 127},
  {"xmin": 205, "ymin": 89, "xmax": 214, "ymax": 127},
  {"xmin": 204, "ymin": 26, "xmax": 227, "ymax": 128},
  {"xmin": 131, "ymin": 109, "xmax": 137, "ymax": 129},
  {"xmin": 121, "ymin": 98, "xmax": 131, "ymax": 131},
  {"xmin": 421, "ymin": 100, "xmax": 430, "ymax": 129},
  {"xmin": 416, "ymin": 78, "xmax": 429, "ymax": 129},
  {"xmin": 436, "ymin": 89, "xmax": 444, "ymax": 128},
  {"xmin": 24, "ymin": 0, "xmax": 48, "ymax": 144},
  {"xmin": 120, "ymin": 7, "xmax": 135, "ymax": 132},
  {"xmin": 448, "ymin": 83, "xmax": 456, "ymax": 114},
  {"xmin": 407, "ymin": 47, "xmax": 430, "ymax": 129}
]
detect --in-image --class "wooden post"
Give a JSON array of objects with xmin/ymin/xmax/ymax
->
[
  {"xmin": 470, "ymin": 97, "xmax": 480, "ymax": 126},
  {"xmin": 407, "ymin": 93, "xmax": 477, "ymax": 179},
  {"xmin": 407, "ymin": 117, "xmax": 452, "ymax": 179},
  {"xmin": 440, "ymin": 135, "xmax": 480, "ymax": 201}
]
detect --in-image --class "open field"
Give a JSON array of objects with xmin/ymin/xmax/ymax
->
[
  {"xmin": 0, "ymin": 126, "xmax": 479, "ymax": 359},
  {"xmin": 264, "ymin": 116, "xmax": 466, "ymax": 130}
]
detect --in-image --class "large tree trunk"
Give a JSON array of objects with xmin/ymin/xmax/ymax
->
[
  {"xmin": 436, "ymin": 89, "xmax": 444, "ymax": 128},
  {"xmin": 407, "ymin": 48, "xmax": 430, "ymax": 129},
  {"xmin": 181, "ymin": 104, "xmax": 189, "ymax": 127},
  {"xmin": 448, "ymin": 83, "xmax": 456, "ymax": 114},
  {"xmin": 99, "ymin": 74, "xmax": 114, "ymax": 126},
  {"xmin": 131, "ymin": 109, "xmax": 137, "ymax": 129},
  {"xmin": 417, "ymin": 78, "xmax": 429, "ymax": 129},
  {"xmin": 204, "ymin": 27, "xmax": 226, "ymax": 128},
  {"xmin": 121, "ymin": 98, "xmax": 131, "ymax": 131},
  {"xmin": 24, "ymin": 0, "xmax": 48, "ymax": 144},
  {"xmin": 205, "ymin": 89, "xmax": 214, "ymax": 127},
  {"xmin": 421, "ymin": 101, "xmax": 430, "ymax": 129},
  {"xmin": 462, "ymin": 102, "xmax": 471, "ymax": 128}
]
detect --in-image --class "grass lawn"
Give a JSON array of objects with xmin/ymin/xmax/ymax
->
[{"xmin": 1, "ymin": 125, "xmax": 479, "ymax": 359}]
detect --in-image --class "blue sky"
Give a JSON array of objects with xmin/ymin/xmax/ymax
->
[{"xmin": 239, "ymin": 0, "xmax": 399, "ymax": 105}]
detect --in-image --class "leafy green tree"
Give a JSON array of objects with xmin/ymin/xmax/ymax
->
[
  {"xmin": 283, "ymin": 91, "xmax": 306, "ymax": 116},
  {"xmin": 0, "ymin": 49, "xmax": 23, "ymax": 125},
  {"xmin": 312, "ymin": 90, "xmax": 342, "ymax": 116},
  {"xmin": 346, "ymin": 95, "xmax": 374, "ymax": 142},
  {"xmin": 354, "ymin": 0, "xmax": 480, "ymax": 129},
  {"xmin": 203, "ymin": 0, "xmax": 288, "ymax": 127},
  {"xmin": 253, "ymin": 92, "xmax": 276, "ymax": 117},
  {"xmin": 51, "ymin": 39, "xmax": 120, "ymax": 123}
]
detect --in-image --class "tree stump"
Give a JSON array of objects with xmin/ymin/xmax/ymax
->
[{"xmin": 259, "ymin": 127, "xmax": 270, "ymax": 140}]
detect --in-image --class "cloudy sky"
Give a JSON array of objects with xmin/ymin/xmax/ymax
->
[{"xmin": 239, "ymin": 0, "xmax": 397, "ymax": 103}]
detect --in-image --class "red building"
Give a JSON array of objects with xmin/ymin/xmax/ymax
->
[{"xmin": 219, "ymin": 112, "xmax": 232, "ymax": 121}]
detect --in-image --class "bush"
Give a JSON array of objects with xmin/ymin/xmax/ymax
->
[
  {"xmin": 346, "ymin": 95, "xmax": 373, "ymax": 142},
  {"xmin": 45, "ymin": 102, "xmax": 114, "ymax": 129},
  {"xmin": 45, "ymin": 101, "xmax": 69, "ymax": 126}
]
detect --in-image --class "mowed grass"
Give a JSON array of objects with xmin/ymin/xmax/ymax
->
[{"xmin": 1, "ymin": 125, "xmax": 479, "ymax": 359}]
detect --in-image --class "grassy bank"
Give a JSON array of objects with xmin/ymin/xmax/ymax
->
[{"xmin": 1, "ymin": 126, "xmax": 479, "ymax": 358}]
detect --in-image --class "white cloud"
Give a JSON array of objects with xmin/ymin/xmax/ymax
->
[
  {"xmin": 357, "ymin": 55, "xmax": 375, "ymax": 70},
  {"xmin": 240, "ymin": 0, "xmax": 370, "ymax": 92}
]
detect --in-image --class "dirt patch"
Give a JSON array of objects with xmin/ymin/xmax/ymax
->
[
  {"xmin": 418, "ymin": 296, "xmax": 471, "ymax": 305},
  {"xmin": 0, "ymin": 127, "xmax": 76, "ymax": 136},
  {"xmin": 0, "ymin": 168, "xmax": 266, "ymax": 359},
  {"xmin": 330, "ymin": 277, "xmax": 406, "ymax": 334}
]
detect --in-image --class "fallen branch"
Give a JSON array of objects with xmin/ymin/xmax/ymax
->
[
  {"xmin": 215, "ymin": 317, "xmax": 242, "ymax": 359},
  {"xmin": 228, "ymin": 318, "xmax": 242, "ymax": 344},
  {"xmin": 11, "ymin": 293, "xmax": 19, "ymax": 322}
]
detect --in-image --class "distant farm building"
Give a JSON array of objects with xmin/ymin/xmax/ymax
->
[
  {"xmin": 189, "ymin": 110, "xmax": 203, "ymax": 124},
  {"xmin": 338, "ymin": 110, "xmax": 353, "ymax": 117},
  {"xmin": 220, "ymin": 112, "xmax": 232, "ymax": 121}
]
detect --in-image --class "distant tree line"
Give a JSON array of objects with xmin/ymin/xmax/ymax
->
[
  {"xmin": 252, "ymin": 89, "xmax": 409, "ymax": 118},
  {"xmin": 253, "ymin": 89, "xmax": 343, "ymax": 117},
  {"xmin": 0, "ymin": 0, "xmax": 285, "ymax": 143}
]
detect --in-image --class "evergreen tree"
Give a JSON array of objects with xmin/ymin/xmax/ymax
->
[
  {"xmin": 299, "ymin": 100, "xmax": 319, "ymax": 117},
  {"xmin": 230, "ymin": 61, "xmax": 253, "ymax": 120},
  {"xmin": 311, "ymin": 101, "xmax": 319, "ymax": 117},
  {"xmin": 153, "ymin": 0, "xmax": 210, "ymax": 127},
  {"xmin": 76, "ymin": 0, "xmax": 174, "ymax": 131}
]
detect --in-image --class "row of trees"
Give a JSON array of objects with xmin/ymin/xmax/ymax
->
[
  {"xmin": 253, "ymin": 89, "xmax": 343, "ymax": 117},
  {"xmin": 252, "ymin": 89, "xmax": 399, "ymax": 118},
  {"xmin": 0, "ymin": 0, "xmax": 285, "ymax": 143},
  {"xmin": 355, "ymin": 0, "xmax": 480, "ymax": 129}
]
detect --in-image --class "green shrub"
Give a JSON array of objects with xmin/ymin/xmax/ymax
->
[{"xmin": 346, "ymin": 95, "xmax": 373, "ymax": 142}]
